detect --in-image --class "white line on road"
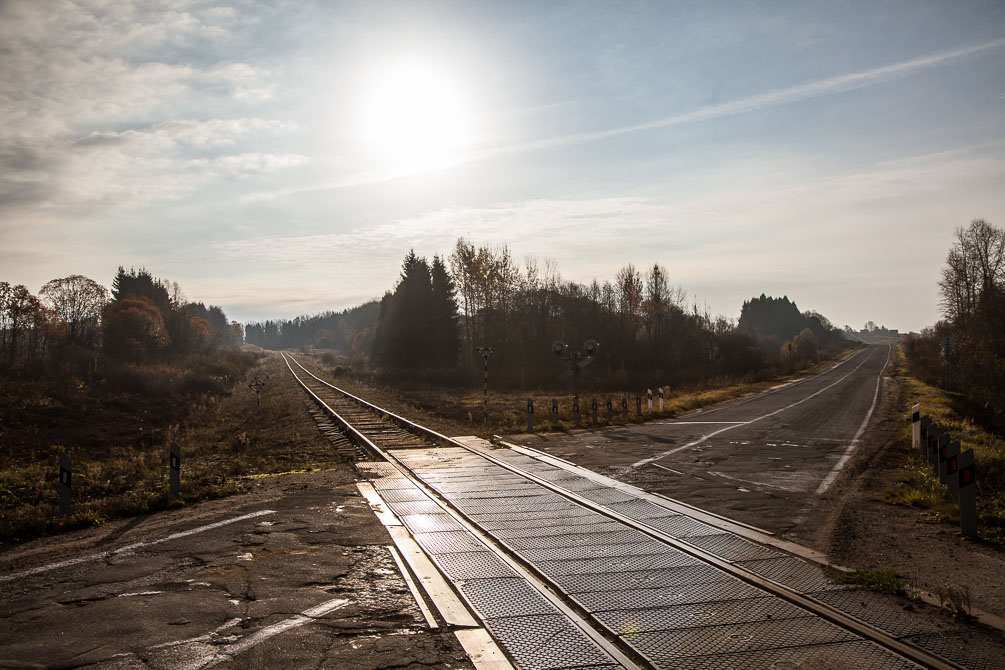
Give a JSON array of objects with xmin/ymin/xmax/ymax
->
[
  {"xmin": 628, "ymin": 350, "xmax": 877, "ymax": 470},
  {"xmin": 0, "ymin": 509, "xmax": 277, "ymax": 583},
  {"xmin": 659, "ymin": 421, "xmax": 748, "ymax": 425},
  {"xmin": 815, "ymin": 345, "xmax": 892, "ymax": 495},
  {"xmin": 174, "ymin": 597, "xmax": 351, "ymax": 670}
]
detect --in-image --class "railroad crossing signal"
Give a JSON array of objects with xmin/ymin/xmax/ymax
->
[
  {"xmin": 553, "ymin": 339, "xmax": 600, "ymax": 402},
  {"xmin": 477, "ymin": 347, "xmax": 494, "ymax": 425},
  {"xmin": 249, "ymin": 376, "xmax": 266, "ymax": 408}
]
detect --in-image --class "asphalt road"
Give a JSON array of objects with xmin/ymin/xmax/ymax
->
[{"xmin": 505, "ymin": 344, "xmax": 893, "ymax": 540}]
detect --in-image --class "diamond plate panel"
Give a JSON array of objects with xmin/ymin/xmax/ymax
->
[
  {"xmin": 412, "ymin": 530, "xmax": 485, "ymax": 554},
  {"xmin": 906, "ymin": 632, "xmax": 999, "ymax": 670},
  {"xmin": 643, "ymin": 640, "xmax": 922, "ymax": 670},
  {"xmin": 491, "ymin": 520, "xmax": 626, "ymax": 539},
  {"xmin": 376, "ymin": 487, "xmax": 433, "ymax": 503},
  {"xmin": 435, "ymin": 485, "xmax": 547, "ymax": 499},
  {"xmin": 684, "ymin": 533, "xmax": 782, "ymax": 562},
  {"xmin": 399, "ymin": 513, "xmax": 466, "ymax": 534},
  {"xmin": 644, "ymin": 515, "xmax": 723, "ymax": 538},
  {"xmin": 604, "ymin": 499, "xmax": 681, "ymax": 520},
  {"xmin": 626, "ymin": 616, "xmax": 859, "ymax": 661},
  {"xmin": 500, "ymin": 529, "xmax": 651, "ymax": 551},
  {"xmin": 519, "ymin": 540, "xmax": 671, "ymax": 563},
  {"xmin": 551, "ymin": 564, "xmax": 733, "ymax": 595},
  {"xmin": 737, "ymin": 556, "xmax": 843, "ymax": 592},
  {"xmin": 383, "ymin": 499, "xmax": 443, "ymax": 516},
  {"xmin": 534, "ymin": 551, "xmax": 702, "ymax": 576},
  {"xmin": 356, "ymin": 462, "xmax": 400, "ymax": 477},
  {"xmin": 369, "ymin": 477, "xmax": 415, "ymax": 491},
  {"xmin": 572, "ymin": 580, "xmax": 765, "ymax": 612},
  {"xmin": 430, "ymin": 551, "xmax": 517, "ymax": 580},
  {"xmin": 454, "ymin": 498, "xmax": 584, "ymax": 516},
  {"xmin": 809, "ymin": 590, "xmax": 943, "ymax": 639},
  {"xmin": 577, "ymin": 488, "xmax": 640, "ymax": 505},
  {"xmin": 550, "ymin": 478, "xmax": 607, "ymax": 493},
  {"xmin": 593, "ymin": 596, "xmax": 809, "ymax": 634},
  {"xmin": 483, "ymin": 614, "xmax": 615, "ymax": 670},
  {"xmin": 456, "ymin": 577, "xmax": 555, "ymax": 618},
  {"xmin": 469, "ymin": 508, "xmax": 600, "ymax": 524}
]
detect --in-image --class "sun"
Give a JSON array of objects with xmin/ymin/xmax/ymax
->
[{"xmin": 359, "ymin": 59, "xmax": 472, "ymax": 174}]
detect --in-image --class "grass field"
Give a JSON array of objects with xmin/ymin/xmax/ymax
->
[{"xmin": 882, "ymin": 344, "xmax": 1005, "ymax": 546}]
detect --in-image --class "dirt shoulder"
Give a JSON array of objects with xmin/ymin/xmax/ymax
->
[{"xmin": 813, "ymin": 373, "xmax": 1005, "ymax": 619}]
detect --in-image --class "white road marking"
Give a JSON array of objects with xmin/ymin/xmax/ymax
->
[
  {"xmin": 628, "ymin": 350, "xmax": 876, "ymax": 470},
  {"xmin": 174, "ymin": 597, "xmax": 351, "ymax": 670},
  {"xmin": 661, "ymin": 421, "xmax": 747, "ymax": 425},
  {"xmin": 0, "ymin": 509, "xmax": 277, "ymax": 583},
  {"xmin": 815, "ymin": 345, "xmax": 892, "ymax": 495},
  {"xmin": 707, "ymin": 471, "xmax": 791, "ymax": 491},
  {"xmin": 150, "ymin": 618, "xmax": 243, "ymax": 650}
]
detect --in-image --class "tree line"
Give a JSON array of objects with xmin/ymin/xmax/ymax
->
[
  {"xmin": 906, "ymin": 218, "xmax": 1005, "ymax": 428},
  {"xmin": 247, "ymin": 237, "xmax": 847, "ymax": 390},
  {"xmin": 0, "ymin": 267, "xmax": 242, "ymax": 377}
]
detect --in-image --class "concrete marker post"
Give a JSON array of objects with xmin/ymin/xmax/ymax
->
[
  {"xmin": 58, "ymin": 453, "xmax": 72, "ymax": 518},
  {"xmin": 606, "ymin": 397, "xmax": 613, "ymax": 423},
  {"xmin": 647, "ymin": 389, "xmax": 653, "ymax": 413},
  {"xmin": 169, "ymin": 441, "xmax": 181, "ymax": 499},
  {"xmin": 591, "ymin": 398, "xmax": 598, "ymax": 425},
  {"xmin": 659, "ymin": 387, "xmax": 664, "ymax": 412},
  {"xmin": 946, "ymin": 441, "xmax": 961, "ymax": 499},
  {"xmin": 920, "ymin": 416, "xmax": 932, "ymax": 458},
  {"xmin": 927, "ymin": 427, "xmax": 940, "ymax": 468},
  {"xmin": 911, "ymin": 404, "xmax": 921, "ymax": 450},
  {"xmin": 621, "ymin": 396, "xmax": 628, "ymax": 421},
  {"xmin": 551, "ymin": 399, "xmax": 559, "ymax": 429},
  {"xmin": 527, "ymin": 399, "xmax": 534, "ymax": 433},
  {"xmin": 636, "ymin": 396, "xmax": 642, "ymax": 418},
  {"xmin": 957, "ymin": 448, "xmax": 977, "ymax": 539},
  {"xmin": 573, "ymin": 396, "xmax": 580, "ymax": 427},
  {"xmin": 937, "ymin": 433, "xmax": 951, "ymax": 484}
]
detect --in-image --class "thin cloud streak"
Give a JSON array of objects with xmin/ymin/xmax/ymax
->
[{"xmin": 253, "ymin": 37, "xmax": 1005, "ymax": 201}]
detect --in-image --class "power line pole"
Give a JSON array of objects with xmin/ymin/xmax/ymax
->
[{"xmin": 477, "ymin": 346, "xmax": 494, "ymax": 425}]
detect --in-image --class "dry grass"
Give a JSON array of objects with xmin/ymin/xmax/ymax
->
[
  {"xmin": 0, "ymin": 352, "xmax": 344, "ymax": 544},
  {"xmin": 882, "ymin": 343, "xmax": 1005, "ymax": 545}
]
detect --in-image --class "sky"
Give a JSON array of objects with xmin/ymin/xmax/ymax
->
[{"xmin": 1, "ymin": 0, "xmax": 1003, "ymax": 333}]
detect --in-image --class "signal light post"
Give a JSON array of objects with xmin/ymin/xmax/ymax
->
[
  {"xmin": 552, "ymin": 339, "xmax": 600, "ymax": 411},
  {"xmin": 477, "ymin": 346, "xmax": 494, "ymax": 425}
]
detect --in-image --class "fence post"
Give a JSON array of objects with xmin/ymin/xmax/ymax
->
[
  {"xmin": 920, "ymin": 416, "xmax": 932, "ymax": 458},
  {"xmin": 911, "ymin": 404, "xmax": 921, "ymax": 450},
  {"xmin": 937, "ymin": 433, "xmax": 950, "ymax": 484},
  {"xmin": 958, "ymin": 448, "xmax": 977, "ymax": 538},
  {"xmin": 591, "ymin": 398, "xmax": 598, "ymax": 425},
  {"xmin": 551, "ymin": 399, "xmax": 559, "ymax": 429},
  {"xmin": 621, "ymin": 396, "xmax": 628, "ymax": 421},
  {"xmin": 606, "ymin": 397, "xmax": 613, "ymax": 422},
  {"xmin": 58, "ymin": 453, "xmax": 72, "ymax": 517},
  {"xmin": 647, "ymin": 389, "xmax": 653, "ymax": 413},
  {"xmin": 527, "ymin": 399, "xmax": 534, "ymax": 433},
  {"xmin": 635, "ymin": 396, "xmax": 642, "ymax": 417},
  {"xmin": 169, "ymin": 442, "xmax": 181, "ymax": 499},
  {"xmin": 927, "ymin": 426, "xmax": 940, "ymax": 468},
  {"xmin": 659, "ymin": 387, "xmax": 664, "ymax": 412},
  {"xmin": 946, "ymin": 441, "xmax": 961, "ymax": 498},
  {"xmin": 573, "ymin": 396, "xmax": 580, "ymax": 427}
]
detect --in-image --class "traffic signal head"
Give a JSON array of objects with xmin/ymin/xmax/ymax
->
[
  {"xmin": 552, "ymin": 340, "xmax": 568, "ymax": 357},
  {"xmin": 583, "ymin": 339, "xmax": 600, "ymax": 356}
]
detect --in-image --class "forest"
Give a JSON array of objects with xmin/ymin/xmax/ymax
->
[
  {"xmin": 246, "ymin": 237, "xmax": 848, "ymax": 390},
  {"xmin": 905, "ymin": 218, "xmax": 1005, "ymax": 430}
]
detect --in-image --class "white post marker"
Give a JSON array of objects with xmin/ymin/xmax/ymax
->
[
  {"xmin": 911, "ymin": 404, "xmax": 921, "ymax": 450},
  {"xmin": 647, "ymin": 389, "xmax": 653, "ymax": 413},
  {"xmin": 58, "ymin": 453, "xmax": 72, "ymax": 517},
  {"xmin": 659, "ymin": 387, "xmax": 664, "ymax": 412}
]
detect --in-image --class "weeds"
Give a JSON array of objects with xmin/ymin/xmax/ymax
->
[
  {"xmin": 934, "ymin": 583, "xmax": 973, "ymax": 618},
  {"xmin": 837, "ymin": 569, "xmax": 906, "ymax": 595}
]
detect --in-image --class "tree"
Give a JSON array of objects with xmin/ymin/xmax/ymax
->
[
  {"xmin": 102, "ymin": 297, "xmax": 170, "ymax": 360},
  {"xmin": 40, "ymin": 275, "xmax": 109, "ymax": 348},
  {"xmin": 430, "ymin": 255, "xmax": 460, "ymax": 367}
]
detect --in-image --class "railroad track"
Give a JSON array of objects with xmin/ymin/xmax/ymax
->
[{"xmin": 282, "ymin": 351, "xmax": 975, "ymax": 670}]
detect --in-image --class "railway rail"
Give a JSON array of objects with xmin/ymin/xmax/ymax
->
[{"xmin": 282, "ymin": 351, "xmax": 979, "ymax": 670}]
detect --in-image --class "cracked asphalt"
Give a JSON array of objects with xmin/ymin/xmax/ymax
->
[{"xmin": 0, "ymin": 469, "xmax": 473, "ymax": 670}]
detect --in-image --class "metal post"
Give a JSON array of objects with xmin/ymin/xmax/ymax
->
[
  {"xmin": 551, "ymin": 399, "xmax": 559, "ymax": 429},
  {"xmin": 957, "ymin": 448, "xmax": 977, "ymax": 538},
  {"xmin": 937, "ymin": 433, "xmax": 950, "ymax": 484},
  {"xmin": 170, "ymin": 442, "xmax": 181, "ymax": 498},
  {"xmin": 58, "ymin": 453, "xmax": 72, "ymax": 517},
  {"xmin": 636, "ymin": 395, "xmax": 642, "ymax": 418},
  {"xmin": 477, "ymin": 347, "xmax": 494, "ymax": 426},
  {"xmin": 911, "ymin": 404, "xmax": 920, "ymax": 450},
  {"xmin": 591, "ymin": 398, "xmax": 598, "ymax": 425},
  {"xmin": 573, "ymin": 396, "xmax": 580, "ymax": 426},
  {"xmin": 606, "ymin": 397, "xmax": 613, "ymax": 422},
  {"xmin": 527, "ymin": 398, "xmax": 534, "ymax": 433},
  {"xmin": 621, "ymin": 396, "xmax": 628, "ymax": 421}
]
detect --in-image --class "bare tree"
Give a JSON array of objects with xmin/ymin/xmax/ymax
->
[
  {"xmin": 939, "ymin": 219, "xmax": 1005, "ymax": 329},
  {"xmin": 40, "ymin": 275, "xmax": 109, "ymax": 347}
]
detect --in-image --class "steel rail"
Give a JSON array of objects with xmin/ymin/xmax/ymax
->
[
  {"xmin": 280, "ymin": 352, "xmax": 643, "ymax": 669},
  {"xmin": 283, "ymin": 351, "xmax": 961, "ymax": 670}
]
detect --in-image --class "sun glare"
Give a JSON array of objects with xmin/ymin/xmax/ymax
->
[{"xmin": 359, "ymin": 59, "xmax": 472, "ymax": 174}]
